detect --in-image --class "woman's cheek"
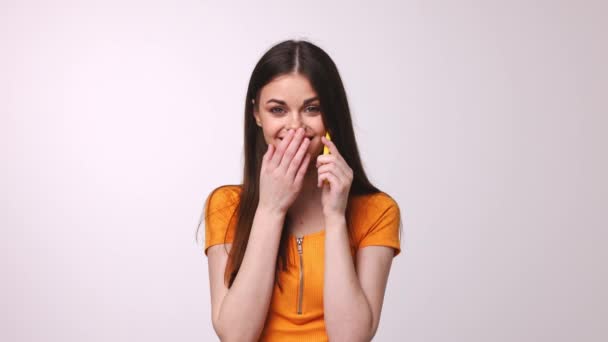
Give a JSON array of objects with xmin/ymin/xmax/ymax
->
[{"xmin": 313, "ymin": 139, "xmax": 323, "ymax": 155}]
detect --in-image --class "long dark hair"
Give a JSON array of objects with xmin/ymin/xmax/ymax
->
[{"xmin": 200, "ymin": 39, "xmax": 385, "ymax": 289}]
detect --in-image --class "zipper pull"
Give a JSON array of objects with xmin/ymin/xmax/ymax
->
[{"xmin": 296, "ymin": 236, "xmax": 303, "ymax": 254}]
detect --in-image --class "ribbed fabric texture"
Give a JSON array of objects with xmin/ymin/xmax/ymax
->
[{"xmin": 204, "ymin": 185, "xmax": 402, "ymax": 342}]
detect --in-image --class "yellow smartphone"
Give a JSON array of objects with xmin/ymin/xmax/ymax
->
[
  {"xmin": 323, "ymin": 132, "xmax": 331, "ymax": 155},
  {"xmin": 322, "ymin": 132, "xmax": 331, "ymax": 186}
]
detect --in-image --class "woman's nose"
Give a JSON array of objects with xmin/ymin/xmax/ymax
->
[
  {"xmin": 285, "ymin": 125, "xmax": 307, "ymax": 134},
  {"xmin": 287, "ymin": 117, "xmax": 304, "ymax": 130}
]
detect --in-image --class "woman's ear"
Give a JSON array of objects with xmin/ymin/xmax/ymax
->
[{"xmin": 252, "ymin": 99, "xmax": 262, "ymax": 127}]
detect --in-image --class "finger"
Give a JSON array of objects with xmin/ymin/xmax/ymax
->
[
  {"xmin": 294, "ymin": 153, "xmax": 311, "ymax": 186},
  {"xmin": 321, "ymin": 135, "xmax": 345, "ymax": 162},
  {"xmin": 270, "ymin": 129, "xmax": 295, "ymax": 167},
  {"xmin": 317, "ymin": 163, "xmax": 348, "ymax": 182},
  {"xmin": 286, "ymin": 136, "xmax": 310, "ymax": 178},
  {"xmin": 263, "ymin": 143, "xmax": 274, "ymax": 164},
  {"xmin": 318, "ymin": 170, "xmax": 341, "ymax": 189},
  {"xmin": 316, "ymin": 154, "xmax": 351, "ymax": 178},
  {"xmin": 316, "ymin": 154, "xmax": 333, "ymax": 167},
  {"xmin": 316, "ymin": 154, "xmax": 346, "ymax": 167},
  {"xmin": 279, "ymin": 127, "xmax": 306, "ymax": 170}
]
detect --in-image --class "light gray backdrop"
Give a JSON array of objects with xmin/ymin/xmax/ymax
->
[{"xmin": 1, "ymin": 0, "xmax": 606, "ymax": 341}]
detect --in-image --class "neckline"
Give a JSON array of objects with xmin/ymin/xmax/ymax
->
[{"xmin": 289, "ymin": 228, "xmax": 325, "ymax": 239}]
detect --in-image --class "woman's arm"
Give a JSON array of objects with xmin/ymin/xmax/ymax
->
[
  {"xmin": 323, "ymin": 214, "xmax": 395, "ymax": 342},
  {"xmin": 207, "ymin": 206, "xmax": 285, "ymax": 342}
]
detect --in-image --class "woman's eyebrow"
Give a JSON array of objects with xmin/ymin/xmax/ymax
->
[{"xmin": 266, "ymin": 97, "xmax": 319, "ymax": 106}]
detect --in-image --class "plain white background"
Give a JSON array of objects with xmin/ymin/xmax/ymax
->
[{"xmin": 1, "ymin": 0, "xmax": 607, "ymax": 341}]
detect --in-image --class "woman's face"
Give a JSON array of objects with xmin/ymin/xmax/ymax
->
[{"xmin": 253, "ymin": 73, "xmax": 326, "ymax": 158}]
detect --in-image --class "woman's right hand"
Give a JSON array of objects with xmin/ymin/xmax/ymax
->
[{"xmin": 258, "ymin": 127, "xmax": 311, "ymax": 214}]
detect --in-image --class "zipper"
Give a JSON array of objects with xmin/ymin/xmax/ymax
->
[{"xmin": 296, "ymin": 235, "xmax": 304, "ymax": 315}]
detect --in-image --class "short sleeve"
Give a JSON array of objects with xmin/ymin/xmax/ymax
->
[
  {"xmin": 203, "ymin": 185, "xmax": 240, "ymax": 256},
  {"xmin": 357, "ymin": 197, "xmax": 402, "ymax": 257}
]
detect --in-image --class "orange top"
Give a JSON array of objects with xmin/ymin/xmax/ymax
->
[{"xmin": 204, "ymin": 185, "xmax": 402, "ymax": 342}]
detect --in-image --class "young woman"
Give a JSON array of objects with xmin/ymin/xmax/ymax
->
[{"xmin": 200, "ymin": 40, "xmax": 402, "ymax": 342}]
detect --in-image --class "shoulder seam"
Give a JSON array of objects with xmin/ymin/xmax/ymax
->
[{"xmin": 205, "ymin": 184, "xmax": 242, "ymax": 217}]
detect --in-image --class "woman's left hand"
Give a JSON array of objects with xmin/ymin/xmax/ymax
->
[{"xmin": 316, "ymin": 135, "xmax": 353, "ymax": 218}]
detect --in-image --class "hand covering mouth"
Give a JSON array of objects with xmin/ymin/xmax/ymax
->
[{"xmin": 279, "ymin": 136, "xmax": 313, "ymax": 141}]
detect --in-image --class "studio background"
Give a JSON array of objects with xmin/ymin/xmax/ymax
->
[{"xmin": 1, "ymin": 0, "xmax": 606, "ymax": 341}]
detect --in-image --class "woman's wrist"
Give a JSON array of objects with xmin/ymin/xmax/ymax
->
[
  {"xmin": 257, "ymin": 204, "xmax": 287, "ymax": 218},
  {"xmin": 324, "ymin": 213, "xmax": 346, "ymax": 228}
]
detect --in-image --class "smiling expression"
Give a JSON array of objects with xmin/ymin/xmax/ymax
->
[{"xmin": 253, "ymin": 72, "xmax": 327, "ymax": 158}]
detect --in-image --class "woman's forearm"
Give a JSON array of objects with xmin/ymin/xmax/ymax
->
[
  {"xmin": 215, "ymin": 207, "xmax": 285, "ymax": 342},
  {"xmin": 323, "ymin": 215, "xmax": 374, "ymax": 342}
]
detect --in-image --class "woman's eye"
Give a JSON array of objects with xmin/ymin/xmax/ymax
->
[{"xmin": 270, "ymin": 106, "xmax": 320, "ymax": 114}]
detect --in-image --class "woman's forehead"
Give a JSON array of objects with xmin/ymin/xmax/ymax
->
[{"xmin": 260, "ymin": 74, "xmax": 318, "ymax": 103}]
